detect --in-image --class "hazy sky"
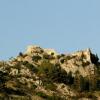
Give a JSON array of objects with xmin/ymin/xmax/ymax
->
[{"xmin": 0, "ymin": 0, "xmax": 100, "ymax": 60}]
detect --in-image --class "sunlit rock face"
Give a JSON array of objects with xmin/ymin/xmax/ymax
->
[
  {"xmin": 1, "ymin": 45, "xmax": 99, "ymax": 99},
  {"xmin": 44, "ymin": 49, "xmax": 58, "ymax": 56},
  {"xmin": 72, "ymin": 48, "xmax": 91, "ymax": 63},
  {"xmin": 25, "ymin": 45, "xmax": 58, "ymax": 55},
  {"xmin": 17, "ymin": 46, "xmax": 97, "ymax": 78},
  {"xmin": 60, "ymin": 48, "xmax": 98, "ymax": 77},
  {"xmin": 25, "ymin": 45, "xmax": 44, "ymax": 55}
]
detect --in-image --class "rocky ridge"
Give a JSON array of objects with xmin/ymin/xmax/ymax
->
[{"xmin": 0, "ymin": 45, "xmax": 99, "ymax": 100}]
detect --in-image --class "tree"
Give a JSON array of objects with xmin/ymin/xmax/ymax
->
[
  {"xmin": 96, "ymin": 79, "xmax": 100, "ymax": 90},
  {"xmin": 67, "ymin": 71, "xmax": 74, "ymax": 85},
  {"xmin": 91, "ymin": 53, "xmax": 99, "ymax": 64},
  {"xmin": 19, "ymin": 52, "xmax": 23, "ymax": 56}
]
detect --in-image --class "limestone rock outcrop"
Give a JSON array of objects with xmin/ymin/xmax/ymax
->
[{"xmin": 0, "ymin": 45, "xmax": 99, "ymax": 100}]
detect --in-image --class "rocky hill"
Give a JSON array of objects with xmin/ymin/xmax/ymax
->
[{"xmin": 0, "ymin": 45, "xmax": 100, "ymax": 100}]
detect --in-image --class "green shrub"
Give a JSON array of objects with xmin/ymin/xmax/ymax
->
[
  {"xmin": 83, "ymin": 92, "xmax": 97, "ymax": 99},
  {"xmin": 43, "ymin": 54, "xmax": 50, "ymax": 59},
  {"xmin": 44, "ymin": 83, "xmax": 57, "ymax": 91},
  {"xmin": 32, "ymin": 84, "xmax": 37, "ymax": 89},
  {"xmin": 37, "ymin": 60, "xmax": 61, "ymax": 82},
  {"xmin": 23, "ymin": 61, "xmax": 38, "ymax": 72},
  {"xmin": 49, "ymin": 94, "xmax": 65, "ymax": 100},
  {"xmin": 82, "ymin": 61, "xmax": 90, "ymax": 67},
  {"xmin": 51, "ymin": 52, "xmax": 54, "ymax": 56},
  {"xmin": 36, "ymin": 92, "xmax": 48, "ymax": 99},
  {"xmin": 32, "ymin": 55, "xmax": 42, "ymax": 62},
  {"xmin": 96, "ymin": 79, "xmax": 100, "ymax": 90},
  {"xmin": 60, "ymin": 59, "xmax": 65, "ymax": 64},
  {"xmin": 56, "ymin": 55, "xmax": 61, "ymax": 59},
  {"xmin": 36, "ymin": 92, "xmax": 64, "ymax": 100},
  {"xmin": 37, "ymin": 60, "xmax": 74, "ymax": 86},
  {"xmin": 19, "ymin": 52, "xmax": 23, "ymax": 57},
  {"xmin": 61, "ymin": 54, "xmax": 65, "ymax": 57}
]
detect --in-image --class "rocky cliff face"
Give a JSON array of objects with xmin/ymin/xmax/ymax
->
[{"xmin": 0, "ymin": 45, "xmax": 100, "ymax": 100}]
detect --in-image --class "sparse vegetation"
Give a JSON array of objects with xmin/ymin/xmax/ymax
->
[
  {"xmin": 32, "ymin": 84, "xmax": 37, "ymax": 89},
  {"xmin": 0, "ymin": 46, "xmax": 99, "ymax": 99},
  {"xmin": 35, "ymin": 92, "xmax": 65, "ymax": 100},
  {"xmin": 60, "ymin": 58, "xmax": 65, "ymax": 64},
  {"xmin": 32, "ymin": 55, "xmax": 42, "ymax": 62},
  {"xmin": 35, "ymin": 91, "xmax": 48, "ymax": 99},
  {"xmin": 23, "ymin": 61, "xmax": 38, "ymax": 72}
]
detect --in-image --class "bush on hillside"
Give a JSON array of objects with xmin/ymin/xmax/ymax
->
[
  {"xmin": 37, "ymin": 60, "xmax": 74, "ymax": 86},
  {"xmin": 32, "ymin": 55, "xmax": 42, "ymax": 62},
  {"xmin": 23, "ymin": 61, "xmax": 38, "ymax": 72}
]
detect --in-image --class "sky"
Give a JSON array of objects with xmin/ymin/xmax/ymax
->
[{"xmin": 0, "ymin": 0, "xmax": 100, "ymax": 60}]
